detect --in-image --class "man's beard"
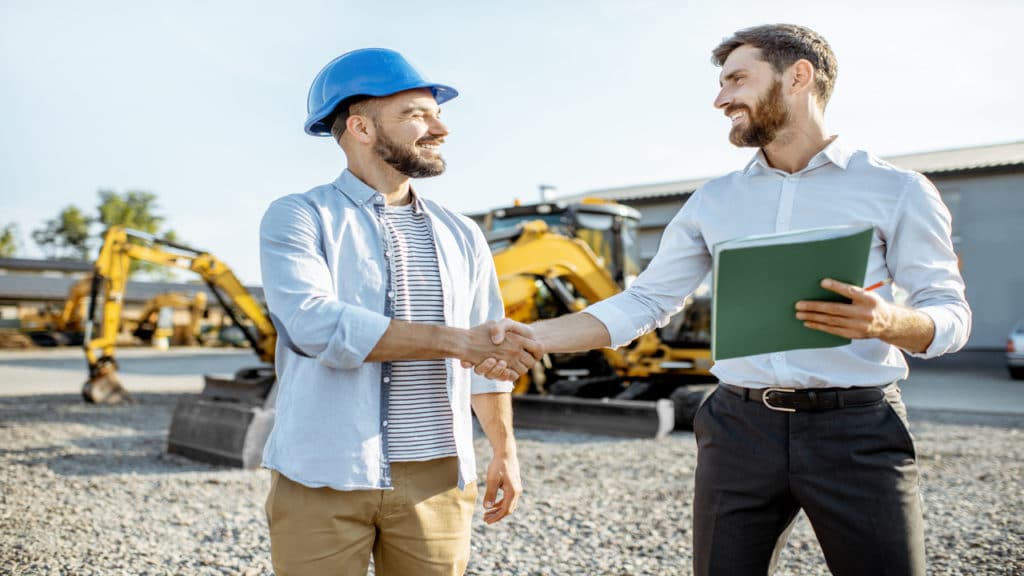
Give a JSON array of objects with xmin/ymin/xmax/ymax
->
[
  {"xmin": 728, "ymin": 79, "xmax": 789, "ymax": 148},
  {"xmin": 373, "ymin": 121, "xmax": 446, "ymax": 178}
]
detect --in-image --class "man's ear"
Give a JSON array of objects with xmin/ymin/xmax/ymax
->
[
  {"xmin": 346, "ymin": 114, "xmax": 373, "ymax": 144},
  {"xmin": 788, "ymin": 59, "xmax": 815, "ymax": 95}
]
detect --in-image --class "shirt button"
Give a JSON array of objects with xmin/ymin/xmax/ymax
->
[
  {"xmin": 383, "ymin": 420, "xmax": 389, "ymax": 427},
  {"xmin": 384, "ymin": 250, "xmax": 390, "ymax": 257},
  {"xmin": 375, "ymin": 194, "xmax": 384, "ymax": 202},
  {"xmin": 383, "ymin": 376, "xmax": 390, "ymax": 383},
  {"xmin": 387, "ymin": 291, "xmax": 395, "ymax": 298}
]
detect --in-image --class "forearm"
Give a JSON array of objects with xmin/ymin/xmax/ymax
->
[
  {"xmin": 531, "ymin": 312, "xmax": 612, "ymax": 354},
  {"xmin": 881, "ymin": 306, "xmax": 935, "ymax": 354},
  {"xmin": 365, "ymin": 320, "xmax": 463, "ymax": 362},
  {"xmin": 471, "ymin": 392, "xmax": 516, "ymax": 457}
]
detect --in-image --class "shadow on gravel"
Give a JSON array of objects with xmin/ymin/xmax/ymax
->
[
  {"xmin": 20, "ymin": 449, "xmax": 222, "ymax": 476},
  {"xmin": 909, "ymin": 408, "xmax": 1024, "ymax": 430},
  {"xmin": 0, "ymin": 392, "xmax": 237, "ymax": 477},
  {"xmin": 0, "ymin": 392, "xmax": 179, "ymax": 422},
  {"xmin": 908, "ymin": 349, "xmax": 1007, "ymax": 376}
]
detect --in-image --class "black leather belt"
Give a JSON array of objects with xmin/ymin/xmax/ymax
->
[{"xmin": 722, "ymin": 383, "xmax": 887, "ymax": 413}]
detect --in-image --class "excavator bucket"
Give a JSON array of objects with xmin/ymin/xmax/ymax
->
[
  {"xmin": 82, "ymin": 364, "xmax": 134, "ymax": 405},
  {"xmin": 166, "ymin": 366, "xmax": 276, "ymax": 469}
]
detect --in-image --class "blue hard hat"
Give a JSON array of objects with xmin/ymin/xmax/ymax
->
[{"xmin": 304, "ymin": 48, "xmax": 458, "ymax": 136}]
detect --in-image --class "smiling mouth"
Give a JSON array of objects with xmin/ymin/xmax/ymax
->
[{"xmin": 729, "ymin": 111, "xmax": 747, "ymax": 126}]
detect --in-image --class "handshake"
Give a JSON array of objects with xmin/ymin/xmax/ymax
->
[{"xmin": 460, "ymin": 319, "xmax": 543, "ymax": 382}]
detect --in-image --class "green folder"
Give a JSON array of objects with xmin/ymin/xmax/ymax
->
[{"xmin": 711, "ymin": 224, "xmax": 874, "ymax": 361}]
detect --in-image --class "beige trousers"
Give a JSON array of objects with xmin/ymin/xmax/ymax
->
[{"xmin": 266, "ymin": 457, "xmax": 477, "ymax": 576}]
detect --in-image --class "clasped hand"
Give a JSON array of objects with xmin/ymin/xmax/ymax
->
[{"xmin": 462, "ymin": 320, "xmax": 543, "ymax": 381}]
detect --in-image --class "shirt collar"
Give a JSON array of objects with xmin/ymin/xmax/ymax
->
[
  {"xmin": 819, "ymin": 136, "xmax": 852, "ymax": 170},
  {"xmin": 332, "ymin": 169, "xmax": 425, "ymax": 214},
  {"xmin": 744, "ymin": 135, "xmax": 850, "ymax": 175}
]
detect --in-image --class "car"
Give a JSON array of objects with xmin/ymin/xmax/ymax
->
[{"xmin": 1007, "ymin": 320, "xmax": 1024, "ymax": 380}]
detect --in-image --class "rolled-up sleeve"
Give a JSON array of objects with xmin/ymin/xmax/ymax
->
[
  {"xmin": 260, "ymin": 196, "xmax": 391, "ymax": 370},
  {"xmin": 585, "ymin": 190, "xmax": 712, "ymax": 349},
  {"xmin": 886, "ymin": 174, "xmax": 972, "ymax": 358},
  {"xmin": 466, "ymin": 225, "xmax": 514, "ymax": 395}
]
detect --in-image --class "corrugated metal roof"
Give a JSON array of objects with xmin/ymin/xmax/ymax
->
[
  {"xmin": 0, "ymin": 275, "xmax": 264, "ymax": 305},
  {"xmin": 0, "ymin": 257, "xmax": 92, "ymax": 273},
  {"xmin": 562, "ymin": 176, "xmax": 712, "ymax": 203},
  {"xmin": 559, "ymin": 140, "xmax": 1024, "ymax": 203},
  {"xmin": 883, "ymin": 140, "xmax": 1024, "ymax": 174}
]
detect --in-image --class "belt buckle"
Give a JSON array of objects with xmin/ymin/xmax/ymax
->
[{"xmin": 762, "ymin": 387, "xmax": 797, "ymax": 412}]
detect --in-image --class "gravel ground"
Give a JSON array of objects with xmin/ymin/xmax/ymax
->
[{"xmin": 1, "ymin": 393, "xmax": 1021, "ymax": 576}]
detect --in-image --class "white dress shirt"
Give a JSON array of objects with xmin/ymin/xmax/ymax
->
[{"xmin": 585, "ymin": 138, "xmax": 971, "ymax": 389}]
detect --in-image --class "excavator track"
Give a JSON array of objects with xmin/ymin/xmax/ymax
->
[{"xmin": 511, "ymin": 395, "xmax": 675, "ymax": 439}]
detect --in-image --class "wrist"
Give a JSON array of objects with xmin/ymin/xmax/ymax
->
[
  {"xmin": 490, "ymin": 439, "xmax": 517, "ymax": 459},
  {"xmin": 441, "ymin": 325, "xmax": 470, "ymax": 359},
  {"xmin": 530, "ymin": 321, "xmax": 551, "ymax": 355}
]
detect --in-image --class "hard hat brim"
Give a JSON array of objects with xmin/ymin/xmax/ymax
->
[{"xmin": 304, "ymin": 83, "xmax": 458, "ymax": 137}]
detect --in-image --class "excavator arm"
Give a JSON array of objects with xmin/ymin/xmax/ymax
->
[
  {"xmin": 55, "ymin": 276, "xmax": 92, "ymax": 333},
  {"xmin": 81, "ymin": 226, "xmax": 276, "ymax": 404},
  {"xmin": 492, "ymin": 220, "xmax": 623, "ymax": 305}
]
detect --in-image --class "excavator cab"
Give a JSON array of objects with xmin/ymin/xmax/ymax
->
[{"xmin": 485, "ymin": 199, "xmax": 643, "ymax": 289}]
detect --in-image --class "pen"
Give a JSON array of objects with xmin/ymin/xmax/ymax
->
[{"xmin": 864, "ymin": 278, "xmax": 892, "ymax": 292}]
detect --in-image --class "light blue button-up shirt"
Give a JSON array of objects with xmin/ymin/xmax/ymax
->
[
  {"xmin": 259, "ymin": 169, "xmax": 511, "ymax": 490},
  {"xmin": 586, "ymin": 138, "xmax": 971, "ymax": 389}
]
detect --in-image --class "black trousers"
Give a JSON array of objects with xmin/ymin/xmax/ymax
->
[{"xmin": 692, "ymin": 384, "xmax": 925, "ymax": 576}]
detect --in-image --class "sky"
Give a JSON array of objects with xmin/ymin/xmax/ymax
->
[{"xmin": 2, "ymin": 0, "xmax": 1021, "ymax": 284}]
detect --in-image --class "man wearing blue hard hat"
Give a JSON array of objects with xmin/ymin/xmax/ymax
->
[{"xmin": 259, "ymin": 48, "xmax": 540, "ymax": 575}]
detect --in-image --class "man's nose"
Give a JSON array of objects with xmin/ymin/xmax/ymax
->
[
  {"xmin": 429, "ymin": 117, "xmax": 449, "ymax": 137},
  {"xmin": 713, "ymin": 89, "xmax": 730, "ymax": 110}
]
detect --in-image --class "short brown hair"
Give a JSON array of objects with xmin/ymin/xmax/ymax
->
[
  {"xmin": 712, "ymin": 24, "xmax": 838, "ymax": 109},
  {"xmin": 329, "ymin": 96, "xmax": 377, "ymax": 141}
]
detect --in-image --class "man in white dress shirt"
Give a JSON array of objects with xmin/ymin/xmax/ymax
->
[{"xmin": 480, "ymin": 24, "xmax": 970, "ymax": 575}]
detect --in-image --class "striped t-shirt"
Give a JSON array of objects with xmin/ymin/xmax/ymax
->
[{"xmin": 382, "ymin": 203, "xmax": 457, "ymax": 461}]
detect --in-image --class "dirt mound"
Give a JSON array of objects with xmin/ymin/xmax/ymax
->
[{"xmin": 0, "ymin": 329, "xmax": 34, "ymax": 349}]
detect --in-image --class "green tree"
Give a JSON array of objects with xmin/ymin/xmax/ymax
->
[
  {"xmin": 96, "ymin": 189, "xmax": 178, "ymax": 278},
  {"xmin": 0, "ymin": 223, "xmax": 19, "ymax": 257},
  {"xmin": 97, "ymin": 190, "xmax": 168, "ymax": 234},
  {"xmin": 32, "ymin": 206, "xmax": 94, "ymax": 260}
]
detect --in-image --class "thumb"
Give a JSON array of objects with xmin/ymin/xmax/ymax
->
[
  {"xmin": 490, "ymin": 322, "xmax": 506, "ymax": 345},
  {"xmin": 483, "ymin": 467, "xmax": 499, "ymax": 508}
]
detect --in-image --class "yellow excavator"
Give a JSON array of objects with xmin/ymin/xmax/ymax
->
[
  {"xmin": 81, "ymin": 226, "xmax": 278, "ymax": 467},
  {"xmin": 483, "ymin": 199, "xmax": 715, "ymax": 435},
  {"xmin": 20, "ymin": 276, "xmax": 92, "ymax": 346},
  {"xmin": 21, "ymin": 278, "xmax": 208, "ymax": 348},
  {"xmin": 129, "ymin": 291, "xmax": 208, "ymax": 347}
]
